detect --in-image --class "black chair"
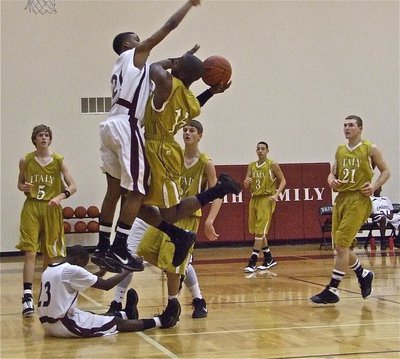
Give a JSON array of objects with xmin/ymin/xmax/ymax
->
[{"xmin": 319, "ymin": 205, "xmax": 333, "ymax": 250}]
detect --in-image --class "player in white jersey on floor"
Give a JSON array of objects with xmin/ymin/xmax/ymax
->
[{"xmin": 38, "ymin": 245, "xmax": 179, "ymax": 338}]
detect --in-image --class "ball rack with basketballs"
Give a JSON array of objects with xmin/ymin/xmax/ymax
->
[{"xmin": 62, "ymin": 205, "xmax": 100, "ymax": 234}]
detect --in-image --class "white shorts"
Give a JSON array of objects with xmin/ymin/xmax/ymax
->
[
  {"xmin": 387, "ymin": 213, "xmax": 400, "ymax": 229},
  {"xmin": 41, "ymin": 308, "xmax": 118, "ymax": 338},
  {"xmin": 100, "ymin": 114, "xmax": 149, "ymax": 194}
]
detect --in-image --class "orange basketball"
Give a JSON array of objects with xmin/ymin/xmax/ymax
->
[
  {"xmin": 202, "ymin": 55, "xmax": 232, "ymax": 86},
  {"xmin": 63, "ymin": 221, "xmax": 72, "ymax": 233},
  {"xmin": 62, "ymin": 206, "xmax": 74, "ymax": 219},
  {"xmin": 74, "ymin": 206, "xmax": 87, "ymax": 218},
  {"xmin": 87, "ymin": 220, "xmax": 99, "ymax": 233},
  {"xmin": 74, "ymin": 221, "xmax": 87, "ymax": 233},
  {"xmin": 87, "ymin": 206, "xmax": 100, "ymax": 218}
]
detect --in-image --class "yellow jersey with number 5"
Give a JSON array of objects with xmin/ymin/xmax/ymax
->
[
  {"xmin": 334, "ymin": 140, "xmax": 373, "ymax": 192},
  {"xmin": 24, "ymin": 152, "xmax": 64, "ymax": 201},
  {"xmin": 143, "ymin": 77, "xmax": 201, "ymax": 140}
]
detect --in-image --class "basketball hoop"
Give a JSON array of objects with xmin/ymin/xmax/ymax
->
[{"xmin": 25, "ymin": 0, "xmax": 57, "ymax": 15}]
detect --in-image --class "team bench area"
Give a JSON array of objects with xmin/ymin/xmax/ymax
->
[{"xmin": 319, "ymin": 203, "xmax": 400, "ymax": 250}]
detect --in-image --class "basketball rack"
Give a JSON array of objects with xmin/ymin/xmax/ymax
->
[{"xmin": 25, "ymin": 0, "xmax": 57, "ymax": 15}]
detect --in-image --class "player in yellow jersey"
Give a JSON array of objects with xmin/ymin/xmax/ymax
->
[
  {"xmin": 310, "ymin": 115, "xmax": 390, "ymax": 304},
  {"xmin": 243, "ymin": 142, "xmax": 286, "ymax": 273},
  {"xmin": 134, "ymin": 51, "xmax": 240, "ymax": 269},
  {"xmin": 16, "ymin": 125, "xmax": 77, "ymax": 317}
]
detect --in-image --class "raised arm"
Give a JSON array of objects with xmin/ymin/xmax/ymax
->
[
  {"xmin": 134, "ymin": 0, "xmax": 201, "ymax": 68},
  {"xmin": 149, "ymin": 60, "xmax": 174, "ymax": 109}
]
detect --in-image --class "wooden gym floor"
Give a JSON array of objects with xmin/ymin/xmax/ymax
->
[{"xmin": 1, "ymin": 244, "xmax": 399, "ymax": 359}]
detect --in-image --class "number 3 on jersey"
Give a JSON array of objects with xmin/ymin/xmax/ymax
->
[{"xmin": 38, "ymin": 281, "xmax": 51, "ymax": 307}]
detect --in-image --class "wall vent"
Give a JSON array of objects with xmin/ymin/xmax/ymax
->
[{"xmin": 81, "ymin": 97, "xmax": 112, "ymax": 114}]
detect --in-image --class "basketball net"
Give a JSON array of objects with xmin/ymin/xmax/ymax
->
[{"xmin": 25, "ymin": 0, "xmax": 57, "ymax": 15}]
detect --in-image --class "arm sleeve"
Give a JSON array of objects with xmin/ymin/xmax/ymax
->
[{"xmin": 196, "ymin": 89, "xmax": 214, "ymax": 107}]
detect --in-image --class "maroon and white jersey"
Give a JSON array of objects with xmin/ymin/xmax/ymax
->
[
  {"xmin": 99, "ymin": 48, "xmax": 151, "ymax": 193},
  {"xmin": 109, "ymin": 48, "xmax": 151, "ymax": 123},
  {"xmin": 38, "ymin": 262, "xmax": 97, "ymax": 321}
]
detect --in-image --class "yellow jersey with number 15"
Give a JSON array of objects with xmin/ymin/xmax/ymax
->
[
  {"xmin": 143, "ymin": 77, "xmax": 201, "ymax": 140},
  {"xmin": 334, "ymin": 140, "xmax": 373, "ymax": 192}
]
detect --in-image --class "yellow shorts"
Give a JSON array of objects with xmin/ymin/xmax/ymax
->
[
  {"xmin": 137, "ymin": 216, "xmax": 199, "ymax": 275},
  {"xmin": 248, "ymin": 196, "xmax": 276, "ymax": 236},
  {"xmin": 16, "ymin": 199, "xmax": 66, "ymax": 257},
  {"xmin": 332, "ymin": 191, "xmax": 372, "ymax": 248},
  {"xmin": 143, "ymin": 139, "xmax": 184, "ymax": 208}
]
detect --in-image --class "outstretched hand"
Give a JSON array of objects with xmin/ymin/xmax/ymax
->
[{"xmin": 209, "ymin": 80, "xmax": 232, "ymax": 94}]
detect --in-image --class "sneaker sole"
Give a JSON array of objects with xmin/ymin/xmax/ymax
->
[
  {"xmin": 172, "ymin": 232, "xmax": 196, "ymax": 267},
  {"xmin": 192, "ymin": 311, "xmax": 208, "ymax": 319},
  {"xmin": 22, "ymin": 309, "xmax": 35, "ymax": 317},
  {"xmin": 244, "ymin": 268, "xmax": 257, "ymax": 273},
  {"xmin": 309, "ymin": 297, "xmax": 340, "ymax": 304},
  {"xmin": 126, "ymin": 289, "xmax": 139, "ymax": 319},
  {"xmin": 219, "ymin": 174, "xmax": 241, "ymax": 195},
  {"xmin": 105, "ymin": 255, "xmax": 144, "ymax": 272},
  {"xmin": 258, "ymin": 262, "xmax": 277, "ymax": 270},
  {"xmin": 92, "ymin": 256, "xmax": 121, "ymax": 273},
  {"xmin": 160, "ymin": 301, "xmax": 182, "ymax": 329},
  {"xmin": 361, "ymin": 272, "xmax": 374, "ymax": 299}
]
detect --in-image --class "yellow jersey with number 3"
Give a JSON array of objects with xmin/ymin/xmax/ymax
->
[
  {"xmin": 24, "ymin": 152, "xmax": 64, "ymax": 201},
  {"xmin": 249, "ymin": 159, "xmax": 277, "ymax": 197},
  {"xmin": 335, "ymin": 140, "xmax": 373, "ymax": 192}
]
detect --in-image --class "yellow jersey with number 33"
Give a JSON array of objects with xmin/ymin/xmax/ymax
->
[
  {"xmin": 24, "ymin": 152, "xmax": 64, "ymax": 201},
  {"xmin": 335, "ymin": 140, "xmax": 373, "ymax": 192}
]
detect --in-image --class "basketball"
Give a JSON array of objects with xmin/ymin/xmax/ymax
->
[
  {"xmin": 202, "ymin": 55, "xmax": 232, "ymax": 87},
  {"xmin": 62, "ymin": 206, "xmax": 74, "ymax": 219},
  {"xmin": 63, "ymin": 221, "xmax": 71, "ymax": 233},
  {"xmin": 87, "ymin": 205, "xmax": 100, "ymax": 218},
  {"xmin": 87, "ymin": 220, "xmax": 99, "ymax": 233},
  {"xmin": 74, "ymin": 221, "xmax": 87, "ymax": 233},
  {"xmin": 74, "ymin": 206, "xmax": 87, "ymax": 218}
]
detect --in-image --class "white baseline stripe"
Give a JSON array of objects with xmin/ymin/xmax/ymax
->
[
  {"xmin": 148, "ymin": 321, "xmax": 400, "ymax": 338},
  {"xmin": 135, "ymin": 331, "xmax": 178, "ymax": 359},
  {"xmin": 79, "ymin": 292, "xmax": 104, "ymax": 307}
]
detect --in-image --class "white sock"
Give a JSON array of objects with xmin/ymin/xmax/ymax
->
[
  {"xmin": 154, "ymin": 317, "xmax": 162, "ymax": 327},
  {"xmin": 113, "ymin": 273, "xmax": 133, "ymax": 302},
  {"xmin": 188, "ymin": 284, "xmax": 202, "ymax": 300}
]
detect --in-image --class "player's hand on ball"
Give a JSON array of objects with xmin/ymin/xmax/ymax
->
[{"xmin": 209, "ymin": 80, "xmax": 232, "ymax": 94}]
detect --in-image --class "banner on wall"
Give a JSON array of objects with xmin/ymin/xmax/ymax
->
[{"xmin": 197, "ymin": 163, "xmax": 332, "ymax": 243}]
